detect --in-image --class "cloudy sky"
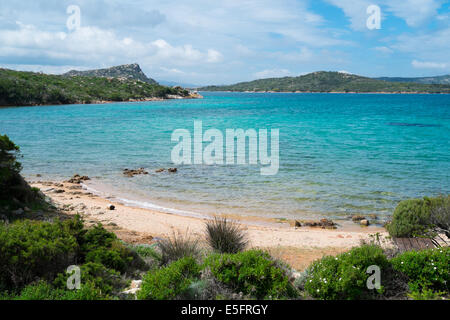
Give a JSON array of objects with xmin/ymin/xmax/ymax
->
[{"xmin": 0, "ymin": 0, "xmax": 449, "ymax": 85}]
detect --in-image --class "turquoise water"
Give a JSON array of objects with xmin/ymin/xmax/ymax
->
[{"xmin": 0, "ymin": 92, "xmax": 449, "ymax": 220}]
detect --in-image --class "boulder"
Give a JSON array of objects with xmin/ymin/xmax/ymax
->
[
  {"xmin": 108, "ymin": 205, "xmax": 115, "ymax": 211},
  {"xmin": 67, "ymin": 174, "xmax": 91, "ymax": 184},
  {"xmin": 168, "ymin": 168, "xmax": 178, "ymax": 173},
  {"xmin": 155, "ymin": 168, "xmax": 165, "ymax": 173},
  {"xmin": 360, "ymin": 219, "xmax": 370, "ymax": 226},
  {"xmin": 13, "ymin": 208, "xmax": 24, "ymax": 215}
]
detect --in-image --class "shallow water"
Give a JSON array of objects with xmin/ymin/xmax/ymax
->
[{"xmin": 1, "ymin": 92, "xmax": 449, "ymax": 220}]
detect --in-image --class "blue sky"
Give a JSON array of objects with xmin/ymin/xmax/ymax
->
[{"xmin": 0, "ymin": 0, "xmax": 449, "ymax": 85}]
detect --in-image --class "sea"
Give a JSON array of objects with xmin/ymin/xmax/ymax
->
[{"xmin": 1, "ymin": 92, "xmax": 449, "ymax": 221}]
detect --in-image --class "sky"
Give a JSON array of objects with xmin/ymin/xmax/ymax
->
[{"xmin": 0, "ymin": 0, "xmax": 449, "ymax": 85}]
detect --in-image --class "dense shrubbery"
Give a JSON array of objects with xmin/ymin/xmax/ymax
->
[
  {"xmin": 200, "ymin": 71, "xmax": 450, "ymax": 93},
  {"xmin": 204, "ymin": 250, "xmax": 297, "ymax": 299},
  {"xmin": 391, "ymin": 247, "xmax": 450, "ymax": 294},
  {"xmin": 387, "ymin": 196, "xmax": 449, "ymax": 237},
  {"xmin": 137, "ymin": 257, "xmax": 201, "ymax": 300},
  {"xmin": 0, "ymin": 219, "xmax": 80, "ymax": 290},
  {"xmin": 0, "ymin": 68, "xmax": 190, "ymax": 107},
  {"xmin": 0, "ymin": 214, "xmax": 145, "ymax": 299},
  {"xmin": 205, "ymin": 217, "xmax": 248, "ymax": 254},
  {"xmin": 302, "ymin": 245, "xmax": 390, "ymax": 300}
]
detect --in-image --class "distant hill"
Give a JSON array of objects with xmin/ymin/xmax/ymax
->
[
  {"xmin": 375, "ymin": 75, "xmax": 450, "ymax": 85},
  {"xmin": 199, "ymin": 71, "xmax": 450, "ymax": 93},
  {"xmin": 63, "ymin": 63, "xmax": 158, "ymax": 85},
  {"xmin": 0, "ymin": 68, "xmax": 195, "ymax": 107},
  {"xmin": 158, "ymin": 80, "xmax": 201, "ymax": 89}
]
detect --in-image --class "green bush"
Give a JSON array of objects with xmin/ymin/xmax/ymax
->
[
  {"xmin": 0, "ymin": 219, "xmax": 79, "ymax": 290},
  {"xmin": 204, "ymin": 250, "xmax": 297, "ymax": 299},
  {"xmin": 303, "ymin": 245, "xmax": 389, "ymax": 300},
  {"xmin": 391, "ymin": 247, "xmax": 449, "ymax": 293},
  {"xmin": 53, "ymin": 262, "xmax": 124, "ymax": 296},
  {"xmin": 387, "ymin": 196, "xmax": 447, "ymax": 237},
  {"xmin": 137, "ymin": 257, "xmax": 201, "ymax": 300},
  {"xmin": 80, "ymin": 223, "xmax": 138, "ymax": 273},
  {"xmin": 205, "ymin": 217, "xmax": 248, "ymax": 254},
  {"xmin": 12, "ymin": 281, "xmax": 108, "ymax": 300}
]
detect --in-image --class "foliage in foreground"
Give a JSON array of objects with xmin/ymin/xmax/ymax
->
[
  {"xmin": 0, "ymin": 215, "xmax": 144, "ymax": 296},
  {"xmin": 205, "ymin": 217, "xmax": 248, "ymax": 254},
  {"xmin": 137, "ymin": 257, "xmax": 201, "ymax": 300},
  {"xmin": 204, "ymin": 250, "xmax": 298, "ymax": 299},
  {"xmin": 302, "ymin": 245, "xmax": 390, "ymax": 300},
  {"xmin": 391, "ymin": 247, "xmax": 450, "ymax": 293},
  {"xmin": 157, "ymin": 233, "xmax": 200, "ymax": 266}
]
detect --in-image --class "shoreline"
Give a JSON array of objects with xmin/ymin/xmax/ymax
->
[
  {"xmin": 200, "ymin": 90, "xmax": 449, "ymax": 94},
  {"xmin": 29, "ymin": 178, "xmax": 390, "ymax": 270},
  {"xmin": 0, "ymin": 93, "xmax": 203, "ymax": 109}
]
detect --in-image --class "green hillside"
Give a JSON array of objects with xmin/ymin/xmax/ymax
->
[
  {"xmin": 0, "ymin": 68, "xmax": 190, "ymax": 107},
  {"xmin": 200, "ymin": 71, "xmax": 450, "ymax": 93}
]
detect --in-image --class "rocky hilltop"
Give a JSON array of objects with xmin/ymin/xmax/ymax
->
[{"xmin": 63, "ymin": 63, "xmax": 158, "ymax": 85}]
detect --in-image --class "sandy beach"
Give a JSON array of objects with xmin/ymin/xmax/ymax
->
[{"xmin": 29, "ymin": 178, "xmax": 390, "ymax": 270}]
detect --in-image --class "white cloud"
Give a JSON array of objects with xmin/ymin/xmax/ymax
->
[
  {"xmin": 0, "ymin": 23, "xmax": 223, "ymax": 68},
  {"xmin": 254, "ymin": 69, "xmax": 291, "ymax": 79},
  {"xmin": 327, "ymin": 0, "xmax": 443, "ymax": 30},
  {"xmin": 412, "ymin": 60, "xmax": 449, "ymax": 69},
  {"xmin": 385, "ymin": 0, "xmax": 442, "ymax": 27}
]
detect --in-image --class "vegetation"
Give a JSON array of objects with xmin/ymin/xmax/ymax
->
[
  {"xmin": 157, "ymin": 233, "xmax": 200, "ymax": 266},
  {"xmin": 138, "ymin": 257, "xmax": 201, "ymax": 300},
  {"xmin": 386, "ymin": 196, "xmax": 449, "ymax": 237},
  {"xmin": 205, "ymin": 217, "xmax": 248, "ymax": 254},
  {"xmin": 302, "ymin": 245, "xmax": 389, "ymax": 300},
  {"xmin": 391, "ymin": 247, "xmax": 450, "ymax": 293},
  {"xmin": 204, "ymin": 250, "xmax": 297, "ymax": 299},
  {"xmin": 200, "ymin": 71, "xmax": 450, "ymax": 93},
  {"xmin": 0, "ymin": 68, "xmax": 190, "ymax": 107}
]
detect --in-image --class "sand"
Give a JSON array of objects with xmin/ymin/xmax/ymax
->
[{"xmin": 30, "ymin": 179, "xmax": 390, "ymax": 270}]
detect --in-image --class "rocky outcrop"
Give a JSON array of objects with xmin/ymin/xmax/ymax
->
[
  {"xmin": 67, "ymin": 174, "xmax": 91, "ymax": 184},
  {"xmin": 294, "ymin": 218, "xmax": 336, "ymax": 229},
  {"xmin": 123, "ymin": 168, "xmax": 149, "ymax": 177}
]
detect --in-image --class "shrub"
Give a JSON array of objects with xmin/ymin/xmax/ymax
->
[
  {"xmin": 205, "ymin": 217, "xmax": 248, "ymax": 254},
  {"xmin": 53, "ymin": 262, "xmax": 124, "ymax": 296},
  {"xmin": 0, "ymin": 219, "xmax": 79, "ymax": 290},
  {"xmin": 158, "ymin": 233, "xmax": 200, "ymax": 265},
  {"xmin": 12, "ymin": 281, "xmax": 108, "ymax": 300},
  {"xmin": 204, "ymin": 250, "xmax": 297, "ymax": 299},
  {"xmin": 387, "ymin": 196, "xmax": 447, "ymax": 237},
  {"xmin": 137, "ymin": 257, "xmax": 201, "ymax": 300},
  {"xmin": 80, "ymin": 223, "xmax": 140, "ymax": 273},
  {"xmin": 0, "ymin": 134, "xmax": 21, "ymax": 189},
  {"xmin": 429, "ymin": 197, "xmax": 450, "ymax": 238},
  {"xmin": 303, "ymin": 245, "xmax": 389, "ymax": 300},
  {"xmin": 391, "ymin": 247, "xmax": 450, "ymax": 293}
]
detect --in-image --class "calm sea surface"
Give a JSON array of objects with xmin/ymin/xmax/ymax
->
[{"xmin": 1, "ymin": 92, "xmax": 449, "ymax": 220}]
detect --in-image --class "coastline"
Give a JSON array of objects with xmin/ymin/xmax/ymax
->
[
  {"xmin": 0, "ymin": 93, "xmax": 203, "ymax": 108},
  {"xmin": 200, "ymin": 90, "xmax": 449, "ymax": 94},
  {"xmin": 29, "ymin": 178, "xmax": 390, "ymax": 270}
]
